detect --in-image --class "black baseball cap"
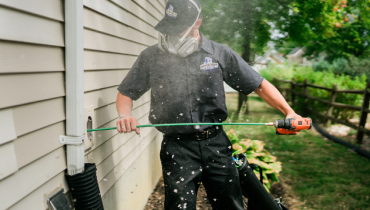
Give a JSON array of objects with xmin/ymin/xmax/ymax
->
[{"xmin": 154, "ymin": 0, "xmax": 201, "ymax": 36}]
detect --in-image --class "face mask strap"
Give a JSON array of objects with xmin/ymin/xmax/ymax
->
[{"xmin": 177, "ymin": 0, "xmax": 201, "ymax": 44}]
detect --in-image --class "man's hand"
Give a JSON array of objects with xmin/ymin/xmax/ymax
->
[
  {"xmin": 116, "ymin": 93, "xmax": 140, "ymax": 135},
  {"xmin": 285, "ymin": 112, "xmax": 302, "ymax": 119},
  {"xmin": 116, "ymin": 114, "xmax": 140, "ymax": 135},
  {"xmin": 285, "ymin": 112, "xmax": 303, "ymax": 133}
]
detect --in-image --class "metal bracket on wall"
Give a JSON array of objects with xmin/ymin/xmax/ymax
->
[{"xmin": 59, "ymin": 135, "xmax": 85, "ymax": 145}]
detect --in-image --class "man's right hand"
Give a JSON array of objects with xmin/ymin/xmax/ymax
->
[{"xmin": 116, "ymin": 114, "xmax": 140, "ymax": 135}]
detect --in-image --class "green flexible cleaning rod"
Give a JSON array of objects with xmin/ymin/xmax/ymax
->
[{"xmin": 86, "ymin": 122, "xmax": 269, "ymax": 132}]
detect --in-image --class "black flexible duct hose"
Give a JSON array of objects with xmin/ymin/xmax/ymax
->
[
  {"xmin": 237, "ymin": 154, "xmax": 283, "ymax": 210},
  {"xmin": 312, "ymin": 123, "xmax": 370, "ymax": 159},
  {"xmin": 65, "ymin": 163, "xmax": 104, "ymax": 210}
]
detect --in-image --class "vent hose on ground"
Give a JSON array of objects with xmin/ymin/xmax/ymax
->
[
  {"xmin": 312, "ymin": 123, "xmax": 370, "ymax": 159},
  {"xmin": 65, "ymin": 163, "xmax": 104, "ymax": 210},
  {"xmin": 236, "ymin": 153, "xmax": 288, "ymax": 210}
]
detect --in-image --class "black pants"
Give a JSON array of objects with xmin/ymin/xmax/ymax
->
[{"xmin": 160, "ymin": 130, "xmax": 245, "ymax": 210}]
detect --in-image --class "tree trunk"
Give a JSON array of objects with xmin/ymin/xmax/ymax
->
[{"xmin": 238, "ymin": 0, "xmax": 252, "ymax": 114}]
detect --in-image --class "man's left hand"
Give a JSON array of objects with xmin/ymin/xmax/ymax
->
[{"xmin": 285, "ymin": 112, "xmax": 303, "ymax": 133}]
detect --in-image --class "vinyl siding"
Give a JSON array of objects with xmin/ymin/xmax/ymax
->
[
  {"xmin": 0, "ymin": 6, "xmax": 64, "ymax": 46},
  {"xmin": 83, "ymin": 1, "xmax": 163, "ymax": 208},
  {"xmin": 0, "ymin": 0, "xmax": 162, "ymax": 209},
  {"xmin": 0, "ymin": 1, "xmax": 66, "ymax": 209}
]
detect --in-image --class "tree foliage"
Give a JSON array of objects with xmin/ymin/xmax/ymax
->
[
  {"xmin": 199, "ymin": 0, "xmax": 370, "ymax": 62},
  {"xmin": 199, "ymin": 0, "xmax": 281, "ymax": 62},
  {"xmin": 272, "ymin": 0, "xmax": 370, "ymax": 61}
]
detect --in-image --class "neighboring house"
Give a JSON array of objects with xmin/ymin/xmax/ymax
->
[
  {"xmin": 0, "ymin": 0, "xmax": 166, "ymax": 209},
  {"xmin": 253, "ymin": 52, "xmax": 286, "ymax": 72},
  {"xmin": 286, "ymin": 47, "xmax": 312, "ymax": 66}
]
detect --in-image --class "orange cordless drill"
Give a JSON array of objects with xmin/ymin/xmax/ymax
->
[{"xmin": 265, "ymin": 118, "xmax": 312, "ymax": 135}]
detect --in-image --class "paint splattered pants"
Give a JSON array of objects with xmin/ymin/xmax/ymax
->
[{"xmin": 160, "ymin": 130, "xmax": 245, "ymax": 210}]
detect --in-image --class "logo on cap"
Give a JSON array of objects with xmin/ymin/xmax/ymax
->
[
  {"xmin": 166, "ymin": 5, "xmax": 177, "ymax": 18},
  {"xmin": 200, "ymin": 57, "xmax": 219, "ymax": 71}
]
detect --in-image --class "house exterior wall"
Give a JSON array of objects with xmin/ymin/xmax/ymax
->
[
  {"xmin": 287, "ymin": 49, "xmax": 305, "ymax": 65},
  {"xmin": 0, "ymin": 0, "xmax": 165, "ymax": 209}
]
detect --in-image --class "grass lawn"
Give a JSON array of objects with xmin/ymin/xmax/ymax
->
[{"xmin": 224, "ymin": 93, "xmax": 370, "ymax": 210}]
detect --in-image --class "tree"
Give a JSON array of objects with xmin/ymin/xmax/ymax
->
[
  {"xmin": 200, "ymin": 0, "xmax": 285, "ymax": 112},
  {"xmin": 273, "ymin": 0, "xmax": 370, "ymax": 61}
]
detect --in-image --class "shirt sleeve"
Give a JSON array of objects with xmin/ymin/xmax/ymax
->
[
  {"xmin": 222, "ymin": 49, "xmax": 264, "ymax": 95},
  {"xmin": 117, "ymin": 51, "xmax": 150, "ymax": 101}
]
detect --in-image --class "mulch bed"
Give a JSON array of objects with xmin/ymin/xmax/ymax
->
[{"xmin": 144, "ymin": 176, "xmax": 301, "ymax": 210}]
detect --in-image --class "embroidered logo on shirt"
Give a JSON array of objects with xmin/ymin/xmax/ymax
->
[
  {"xmin": 166, "ymin": 5, "xmax": 177, "ymax": 18},
  {"xmin": 200, "ymin": 57, "xmax": 219, "ymax": 71}
]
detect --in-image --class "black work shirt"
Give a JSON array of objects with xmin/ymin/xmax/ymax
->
[{"xmin": 118, "ymin": 33, "xmax": 264, "ymax": 134}]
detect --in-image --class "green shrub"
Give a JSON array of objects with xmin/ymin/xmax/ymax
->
[
  {"xmin": 348, "ymin": 56, "xmax": 370, "ymax": 81},
  {"xmin": 227, "ymin": 129, "xmax": 281, "ymax": 191},
  {"xmin": 311, "ymin": 56, "xmax": 370, "ymax": 81},
  {"xmin": 332, "ymin": 57, "xmax": 350, "ymax": 75},
  {"xmin": 312, "ymin": 59, "xmax": 331, "ymax": 72},
  {"xmin": 259, "ymin": 63, "xmax": 295, "ymax": 82}
]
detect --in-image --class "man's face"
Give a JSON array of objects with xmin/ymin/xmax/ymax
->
[{"xmin": 178, "ymin": 25, "xmax": 195, "ymax": 38}]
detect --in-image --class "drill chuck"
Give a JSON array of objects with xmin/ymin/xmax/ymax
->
[{"xmin": 274, "ymin": 119, "xmax": 295, "ymax": 130}]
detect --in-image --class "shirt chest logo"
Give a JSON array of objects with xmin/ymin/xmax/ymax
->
[
  {"xmin": 200, "ymin": 57, "xmax": 219, "ymax": 71},
  {"xmin": 166, "ymin": 5, "xmax": 177, "ymax": 18}
]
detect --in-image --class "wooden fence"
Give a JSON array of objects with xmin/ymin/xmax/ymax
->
[{"xmin": 273, "ymin": 78, "xmax": 370, "ymax": 144}]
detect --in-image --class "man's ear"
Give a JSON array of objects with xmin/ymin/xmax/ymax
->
[{"xmin": 194, "ymin": 19, "xmax": 202, "ymax": 30}]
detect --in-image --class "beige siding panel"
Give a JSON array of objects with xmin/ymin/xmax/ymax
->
[
  {"xmin": 84, "ymin": 8, "xmax": 157, "ymax": 47},
  {"xmin": 84, "ymin": 29, "xmax": 147, "ymax": 56},
  {"xmin": 93, "ymin": 97, "xmax": 150, "ymax": 128},
  {"xmin": 0, "ymin": 73, "xmax": 65, "ymax": 109},
  {"xmin": 0, "ymin": 0, "xmax": 64, "ymax": 21},
  {"xmin": 101, "ymin": 134, "xmax": 161, "ymax": 210},
  {"xmin": 88, "ymin": 102, "xmax": 150, "ymax": 161},
  {"xmin": 88, "ymin": 120, "xmax": 153, "ymax": 174},
  {"xmin": 85, "ymin": 86, "xmax": 118, "ymax": 110},
  {"xmin": 87, "ymin": 107, "xmax": 150, "ymax": 154},
  {"xmin": 157, "ymin": 0, "xmax": 166, "ymax": 8},
  {"xmin": 93, "ymin": 126, "xmax": 154, "ymax": 182},
  {"xmin": 0, "ymin": 142, "xmax": 18, "ymax": 181},
  {"xmin": 84, "ymin": 85, "xmax": 151, "ymax": 110},
  {"xmin": 98, "ymin": 128, "xmax": 160, "ymax": 196},
  {"xmin": 94, "ymin": 103, "xmax": 119, "ymax": 129},
  {"xmin": 0, "ymin": 41, "xmax": 64, "ymax": 74},
  {"xmin": 0, "ymin": 108, "xmax": 17, "ymax": 145},
  {"xmin": 12, "ymin": 98, "xmax": 65, "ymax": 137},
  {"xmin": 83, "ymin": 0, "xmax": 157, "ymax": 37},
  {"xmin": 84, "ymin": 69, "xmax": 129, "ymax": 92},
  {"xmin": 109, "ymin": 0, "xmax": 159, "ymax": 25},
  {"xmin": 0, "ymin": 147, "xmax": 66, "ymax": 210},
  {"xmin": 85, "ymin": 95, "xmax": 151, "ymax": 152},
  {"xmin": 14, "ymin": 122, "xmax": 65, "ymax": 168},
  {"xmin": 84, "ymin": 50, "xmax": 138, "ymax": 70},
  {"xmin": 146, "ymin": 0, "xmax": 165, "ymax": 15},
  {"xmin": 0, "ymin": 7, "xmax": 64, "ymax": 46},
  {"xmin": 125, "ymin": 0, "xmax": 163, "ymax": 20},
  {"xmin": 95, "ymin": 100, "xmax": 150, "ymax": 129},
  {"xmin": 9, "ymin": 171, "xmax": 69, "ymax": 210}
]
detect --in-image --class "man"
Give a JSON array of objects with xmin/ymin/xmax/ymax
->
[{"xmin": 116, "ymin": 0, "xmax": 301, "ymax": 209}]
